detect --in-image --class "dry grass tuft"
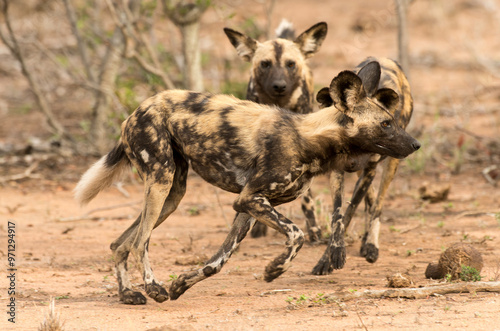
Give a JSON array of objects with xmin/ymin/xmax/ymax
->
[{"xmin": 38, "ymin": 299, "xmax": 64, "ymax": 331}]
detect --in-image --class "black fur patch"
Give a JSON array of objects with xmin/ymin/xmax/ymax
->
[
  {"xmin": 273, "ymin": 41, "xmax": 283, "ymax": 63},
  {"xmin": 105, "ymin": 143, "xmax": 127, "ymax": 168},
  {"xmin": 182, "ymin": 92, "xmax": 211, "ymax": 113}
]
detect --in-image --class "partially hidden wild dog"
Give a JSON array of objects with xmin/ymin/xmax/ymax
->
[
  {"xmin": 74, "ymin": 60, "xmax": 420, "ymax": 304},
  {"xmin": 312, "ymin": 57, "xmax": 416, "ymax": 275},
  {"xmin": 224, "ymin": 20, "xmax": 328, "ymax": 242}
]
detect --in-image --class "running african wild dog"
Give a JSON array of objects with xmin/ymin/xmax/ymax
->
[
  {"xmin": 74, "ymin": 60, "xmax": 420, "ymax": 304},
  {"xmin": 224, "ymin": 20, "xmax": 328, "ymax": 242},
  {"xmin": 312, "ymin": 57, "xmax": 417, "ymax": 275}
]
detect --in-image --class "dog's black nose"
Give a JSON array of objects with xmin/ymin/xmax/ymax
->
[
  {"xmin": 412, "ymin": 140, "xmax": 421, "ymax": 151},
  {"xmin": 273, "ymin": 80, "xmax": 286, "ymax": 93}
]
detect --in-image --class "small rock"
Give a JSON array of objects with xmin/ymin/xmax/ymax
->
[
  {"xmin": 425, "ymin": 243, "xmax": 483, "ymax": 280},
  {"xmin": 418, "ymin": 182, "xmax": 450, "ymax": 203},
  {"xmin": 387, "ymin": 273, "xmax": 414, "ymax": 288}
]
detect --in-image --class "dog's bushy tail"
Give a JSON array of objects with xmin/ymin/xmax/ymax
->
[
  {"xmin": 74, "ymin": 143, "xmax": 130, "ymax": 206},
  {"xmin": 275, "ymin": 18, "xmax": 295, "ymax": 40}
]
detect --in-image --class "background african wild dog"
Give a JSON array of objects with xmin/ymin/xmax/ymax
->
[
  {"xmin": 312, "ymin": 57, "xmax": 416, "ymax": 275},
  {"xmin": 74, "ymin": 61, "xmax": 420, "ymax": 304},
  {"xmin": 224, "ymin": 20, "xmax": 328, "ymax": 241}
]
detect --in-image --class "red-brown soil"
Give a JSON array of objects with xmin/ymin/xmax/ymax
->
[{"xmin": 1, "ymin": 0, "xmax": 499, "ymax": 330}]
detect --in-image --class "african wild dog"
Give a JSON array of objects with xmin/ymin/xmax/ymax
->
[
  {"xmin": 224, "ymin": 21, "xmax": 328, "ymax": 241},
  {"xmin": 312, "ymin": 57, "xmax": 416, "ymax": 275},
  {"xmin": 74, "ymin": 61, "xmax": 420, "ymax": 304}
]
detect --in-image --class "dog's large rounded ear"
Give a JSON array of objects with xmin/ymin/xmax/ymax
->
[
  {"xmin": 373, "ymin": 88, "xmax": 399, "ymax": 113},
  {"xmin": 223, "ymin": 28, "xmax": 257, "ymax": 62},
  {"xmin": 356, "ymin": 61, "xmax": 381, "ymax": 97},
  {"xmin": 316, "ymin": 87, "xmax": 333, "ymax": 108},
  {"xmin": 329, "ymin": 70, "xmax": 365, "ymax": 112},
  {"xmin": 294, "ymin": 22, "xmax": 328, "ymax": 58}
]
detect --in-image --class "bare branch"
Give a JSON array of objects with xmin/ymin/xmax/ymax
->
[
  {"xmin": 0, "ymin": 0, "xmax": 68, "ymax": 138},
  {"xmin": 55, "ymin": 215, "xmax": 134, "ymax": 222},
  {"xmin": 62, "ymin": 0, "xmax": 95, "ymax": 83},
  {"xmin": 163, "ymin": 0, "xmax": 208, "ymax": 91},
  {"xmin": 395, "ymin": 0, "xmax": 411, "ymax": 79},
  {"xmin": 326, "ymin": 281, "xmax": 500, "ymax": 302},
  {"xmin": 0, "ymin": 161, "xmax": 41, "ymax": 183},
  {"xmin": 265, "ymin": 0, "xmax": 277, "ymax": 40},
  {"xmin": 89, "ymin": 26, "xmax": 126, "ymax": 154},
  {"xmin": 32, "ymin": 39, "xmax": 127, "ymax": 116},
  {"xmin": 55, "ymin": 200, "xmax": 141, "ymax": 222},
  {"xmin": 105, "ymin": 0, "xmax": 176, "ymax": 89}
]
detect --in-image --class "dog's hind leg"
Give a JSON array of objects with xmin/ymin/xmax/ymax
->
[
  {"xmin": 112, "ymin": 178, "xmax": 173, "ymax": 304},
  {"xmin": 131, "ymin": 178, "xmax": 173, "ymax": 301},
  {"xmin": 112, "ymin": 157, "xmax": 188, "ymax": 304},
  {"xmin": 360, "ymin": 157, "xmax": 400, "ymax": 263},
  {"xmin": 170, "ymin": 212, "xmax": 255, "ymax": 300},
  {"xmin": 110, "ymin": 152, "xmax": 188, "ymax": 252}
]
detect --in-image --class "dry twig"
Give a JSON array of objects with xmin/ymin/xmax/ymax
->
[
  {"xmin": 56, "ymin": 215, "xmax": 134, "ymax": 222},
  {"xmin": 454, "ymin": 209, "xmax": 499, "ymax": 220},
  {"xmin": 105, "ymin": 0, "xmax": 176, "ymax": 89},
  {"xmin": 55, "ymin": 201, "xmax": 141, "ymax": 222},
  {"xmin": 0, "ymin": 0, "xmax": 67, "ymax": 138},
  {"xmin": 0, "ymin": 161, "xmax": 41, "ymax": 183},
  {"xmin": 326, "ymin": 281, "xmax": 500, "ymax": 302}
]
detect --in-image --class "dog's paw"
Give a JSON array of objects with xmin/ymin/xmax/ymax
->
[
  {"xmin": 312, "ymin": 255, "xmax": 333, "ymax": 275},
  {"xmin": 331, "ymin": 245, "xmax": 346, "ymax": 269},
  {"xmin": 307, "ymin": 226, "xmax": 322, "ymax": 244},
  {"xmin": 145, "ymin": 281, "xmax": 169, "ymax": 303},
  {"xmin": 120, "ymin": 288, "xmax": 147, "ymax": 305},
  {"xmin": 360, "ymin": 243, "xmax": 379, "ymax": 263}
]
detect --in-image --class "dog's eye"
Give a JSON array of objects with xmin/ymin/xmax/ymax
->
[
  {"xmin": 286, "ymin": 61, "xmax": 296, "ymax": 69},
  {"xmin": 260, "ymin": 61, "xmax": 271, "ymax": 69},
  {"xmin": 381, "ymin": 120, "xmax": 391, "ymax": 128}
]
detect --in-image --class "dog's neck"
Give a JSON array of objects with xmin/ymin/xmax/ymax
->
[{"xmin": 297, "ymin": 106, "xmax": 350, "ymax": 155}]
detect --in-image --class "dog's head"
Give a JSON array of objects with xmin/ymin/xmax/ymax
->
[
  {"xmin": 224, "ymin": 22, "xmax": 327, "ymax": 106},
  {"xmin": 317, "ymin": 61, "xmax": 420, "ymax": 159}
]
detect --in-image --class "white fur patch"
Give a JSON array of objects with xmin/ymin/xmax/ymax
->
[
  {"xmin": 116, "ymin": 262, "xmax": 132, "ymax": 288},
  {"xmin": 140, "ymin": 150, "xmax": 150, "ymax": 163},
  {"xmin": 288, "ymin": 85, "xmax": 303, "ymax": 108},
  {"xmin": 275, "ymin": 19, "xmax": 294, "ymax": 38},
  {"xmin": 74, "ymin": 154, "xmax": 127, "ymax": 205},
  {"xmin": 236, "ymin": 44, "xmax": 254, "ymax": 61},
  {"xmin": 366, "ymin": 217, "xmax": 381, "ymax": 248},
  {"xmin": 284, "ymin": 173, "xmax": 292, "ymax": 182},
  {"xmin": 301, "ymin": 38, "xmax": 318, "ymax": 54}
]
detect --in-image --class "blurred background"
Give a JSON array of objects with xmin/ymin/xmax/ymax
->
[
  {"xmin": 1, "ymin": 4, "xmax": 499, "ymax": 328},
  {"xmin": 0, "ymin": 0, "xmax": 498, "ymax": 185}
]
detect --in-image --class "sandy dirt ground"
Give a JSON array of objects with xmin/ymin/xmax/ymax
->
[{"xmin": 1, "ymin": 0, "xmax": 500, "ymax": 330}]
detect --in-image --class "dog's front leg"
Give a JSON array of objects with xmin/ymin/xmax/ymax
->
[
  {"xmin": 360, "ymin": 157, "xmax": 399, "ymax": 263},
  {"xmin": 169, "ymin": 213, "xmax": 255, "ymax": 300},
  {"xmin": 312, "ymin": 170, "xmax": 345, "ymax": 275},
  {"xmin": 235, "ymin": 193, "xmax": 305, "ymax": 282}
]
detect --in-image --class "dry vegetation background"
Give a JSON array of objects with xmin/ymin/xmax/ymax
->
[{"xmin": 0, "ymin": 0, "xmax": 499, "ymax": 330}]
